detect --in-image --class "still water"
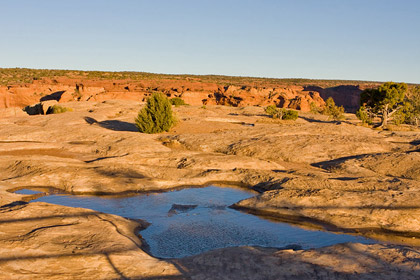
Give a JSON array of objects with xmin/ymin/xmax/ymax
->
[{"xmin": 21, "ymin": 186, "xmax": 376, "ymax": 258}]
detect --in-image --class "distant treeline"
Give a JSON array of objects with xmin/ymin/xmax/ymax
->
[{"xmin": 0, "ymin": 67, "xmax": 395, "ymax": 88}]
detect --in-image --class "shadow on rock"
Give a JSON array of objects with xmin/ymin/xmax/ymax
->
[
  {"xmin": 311, "ymin": 152, "xmax": 381, "ymax": 169},
  {"xmin": 304, "ymin": 85, "xmax": 362, "ymax": 113},
  {"xmin": 40, "ymin": 91, "xmax": 66, "ymax": 102},
  {"xmin": 99, "ymin": 120, "xmax": 138, "ymax": 132},
  {"xmin": 94, "ymin": 167, "xmax": 147, "ymax": 179},
  {"xmin": 299, "ymin": 116, "xmax": 338, "ymax": 124},
  {"xmin": 84, "ymin": 116, "xmax": 98, "ymax": 124},
  {"xmin": 171, "ymin": 244, "xmax": 420, "ymax": 280},
  {"xmin": 83, "ymin": 117, "xmax": 138, "ymax": 132},
  {"xmin": 410, "ymin": 139, "xmax": 420, "ymax": 146}
]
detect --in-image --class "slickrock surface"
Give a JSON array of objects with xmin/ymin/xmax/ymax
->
[
  {"xmin": 0, "ymin": 201, "xmax": 180, "ymax": 279},
  {"xmin": 175, "ymin": 243, "xmax": 420, "ymax": 280},
  {"xmin": 1, "ymin": 100, "xmax": 420, "ymax": 279}
]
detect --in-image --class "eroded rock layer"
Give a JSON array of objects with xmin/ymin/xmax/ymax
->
[{"xmin": 1, "ymin": 73, "xmax": 381, "ymax": 112}]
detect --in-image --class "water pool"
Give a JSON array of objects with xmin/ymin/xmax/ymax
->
[{"xmin": 21, "ymin": 186, "xmax": 376, "ymax": 258}]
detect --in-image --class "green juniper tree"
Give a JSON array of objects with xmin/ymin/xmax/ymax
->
[
  {"xmin": 264, "ymin": 105, "xmax": 298, "ymax": 120},
  {"xmin": 135, "ymin": 93, "xmax": 176, "ymax": 133},
  {"xmin": 321, "ymin": 97, "xmax": 345, "ymax": 120},
  {"xmin": 406, "ymin": 86, "xmax": 420, "ymax": 126},
  {"xmin": 359, "ymin": 82, "xmax": 407, "ymax": 127}
]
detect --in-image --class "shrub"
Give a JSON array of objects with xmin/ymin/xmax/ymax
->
[
  {"xmin": 360, "ymin": 82, "xmax": 407, "ymax": 127},
  {"xmin": 264, "ymin": 105, "xmax": 299, "ymax": 120},
  {"xmin": 393, "ymin": 101, "xmax": 414, "ymax": 125},
  {"xmin": 356, "ymin": 106, "xmax": 373, "ymax": 125},
  {"xmin": 170, "ymin": 97, "xmax": 188, "ymax": 106},
  {"xmin": 265, "ymin": 105, "xmax": 280, "ymax": 118},
  {"xmin": 135, "ymin": 93, "xmax": 176, "ymax": 134},
  {"xmin": 310, "ymin": 102, "xmax": 321, "ymax": 114},
  {"xmin": 282, "ymin": 109, "xmax": 299, "ymax": 120},
  {"xmin": 46, "ymin": 105, "xmax": 73, "ymax": 114},
  {"xmin": 321, "ymin": 97, "xmax": 345, "ymax": 120},
  {"xmin": 405, "ymin": 86, "xmax": 420, "ymax": 126}
]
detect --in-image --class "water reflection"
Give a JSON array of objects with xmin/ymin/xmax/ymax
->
[{"xmin": 30, "ymin": 186, "xmax": 376, "ymax": 258}]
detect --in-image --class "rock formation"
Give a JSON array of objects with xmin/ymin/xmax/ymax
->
[{"xmin": 1, "ymin": 75, "xmax": 377, "ymax": 112}]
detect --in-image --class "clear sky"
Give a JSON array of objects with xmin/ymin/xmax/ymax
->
[{"xmin": 1, "ymin": 0, "xmax": 419, "ymax": 83}]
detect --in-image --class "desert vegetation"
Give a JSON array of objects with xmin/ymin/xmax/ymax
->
[
  {"xmin": 170, "ymin": 97, "xmax": 188, "ymax": 106},
  {"xmin": 264, "ymin": 105, "xmax": 299, "ymax": 120},
  {"xmin": 321, "ymin": 97, "xmax": 345, "ymax": 120},
  {"xmin": 357, "ymin": 82, "xmax": 420, "ymax": 127},
  {"xmin": 46, "ymin": 104, "xmax": 73, "ymax": 114},
  {"xmin": 0, "ymin": 67, "xmax": 383, "ymax": 88},
  {"xmin": 135, "ymin": 92, "xmax": 176, "ymax": 133},
  {"xmin": 404, "ymin": 86, "xmax": 420, "ymax": 126},
  {"xmin": 309, "ymin": 98, "xmax": 344, "ymax": 120},
  {"xmin": 358, "ymin": 82, "xmax": 407, "ymax": 127},
  {"xmin": 310, "ymin": 101, "xmax": 321, "ymax": 114}
]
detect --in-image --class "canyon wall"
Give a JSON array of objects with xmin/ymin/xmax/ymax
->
[{"xmin": 0, "ymin": 76, "xmax": 368, "ymax": 111}]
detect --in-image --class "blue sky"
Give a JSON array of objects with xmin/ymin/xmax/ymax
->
[{"xmin": 1, "ymin": 0, "xmax": 419, "ymax": 83}]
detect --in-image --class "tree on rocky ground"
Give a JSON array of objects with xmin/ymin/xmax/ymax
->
[
  {"xmin": 135, "ymin": 93, "xmax": 176, "ymax": 133},
  {"xmin": 264, "ymin": 105, "xmax": 299, "ymax": 120},
  {"xmin": 321, "ymin": 97, "xmax": 345, "ymax": 120},
  {"xmin": 359, "ymin": 82, "xmax": 407, "ymax": 127},
  {"xmin": 310, "ymin": 102, "xmax": 321, "ymax": 114},
  {"xmin": 170, "ymin": 97, "xmax": 188, "ymax": 106},
  {"xmin": 265, "ymin": 105, "xmax": 283, "ymax": 119},
  {"xmin": 356, "ymin": 106, "xmax": 373, "ymax": 125},
  {"xmin": 406, "ymin": 86, "xmax": 420, "ymax": 126}
]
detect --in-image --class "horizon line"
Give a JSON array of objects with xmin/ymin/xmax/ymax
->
[{"xmin": 1, "ymin": 66, "xmax": 416, "ymax": 85}]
